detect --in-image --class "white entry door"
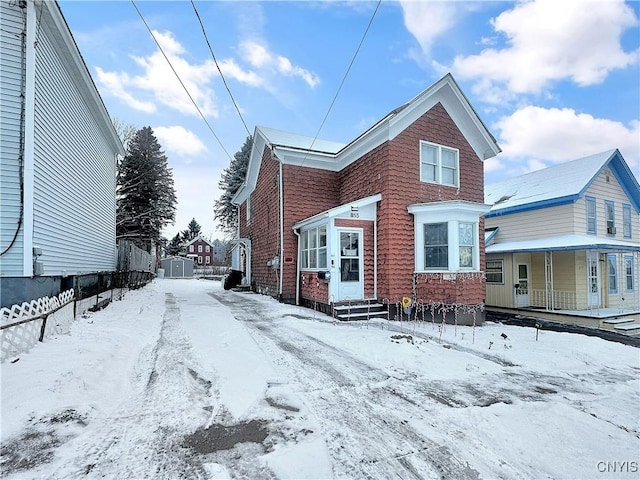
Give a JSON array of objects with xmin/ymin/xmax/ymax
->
[
  {"xmin": 337, "ymin": 229, "xmax": 363, "ymax": 301},
  {"xmin": 587, "ymin": 251, "xmax": 601, "ymax": 306},
  {"xmin": 516, "ymin": 263, "xmax": 530, "ymax": 307}
]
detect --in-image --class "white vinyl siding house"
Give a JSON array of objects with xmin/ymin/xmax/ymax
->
[
  {"xmin": 0, "ymin": 1, "xmax": 123, "ymax": 278},
  {"xmin": 0, "ymin": 4, "xmax": 26, "ymax": 276}
]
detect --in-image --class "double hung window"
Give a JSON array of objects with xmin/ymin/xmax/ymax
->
[{"xmin": 420, "ymin": 141, "xmax": 459, "ymax": 187}]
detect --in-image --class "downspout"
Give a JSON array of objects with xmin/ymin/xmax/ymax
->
[
  {"xmin": 278, "ymin": 156, "xmax": 284, "ymax": 298},
  {"xmin": 373, "ymin": 210, "xmax": 378, "ymax": 299},
  {"xmin": 293, "ymin": 228, "xmax": 301, "ymax": 305}
]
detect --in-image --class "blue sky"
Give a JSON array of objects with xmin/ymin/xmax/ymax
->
[{"xmin": 58, "ymin": 0, "xmax": 640, "ymax": 241}]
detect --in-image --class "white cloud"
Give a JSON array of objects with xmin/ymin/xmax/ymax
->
[
  {"xmin": 490, "ymin": 105, "xmax": 640, "ymax": 178},
  {"xmin": 399, "ymin": 1, "xmax": 462, "ymax": 55},
  {"xmin": 94, "ymin": 68, "xmax": 156, "ymax": 113},
  {"xmin": 449, "ymin": 0, "xmax": 638, "ymax": 102},
  {"xmin": 153, "ymin": 125, "xmax": 208, "ymax": 158},
  {"xmin": 239, "ymin": 40, "xmax": 320, "ymax": 88}
]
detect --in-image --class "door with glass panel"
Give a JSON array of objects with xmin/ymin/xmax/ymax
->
[
  {"xmin": 337, "ymin": 229, "xmax": 363, "ymax": 301},
  {"xmin": 587, "ymin": 250, "xmax": 601, "ymax": 307},
  {"xmin": 515, "ymin": 263, "xmax": 530, "ymax": 307}
]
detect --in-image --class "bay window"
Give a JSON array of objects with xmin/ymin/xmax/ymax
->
[{"xmin": 409, "ymin": 201, "xmax": 490, "ymax": 273}]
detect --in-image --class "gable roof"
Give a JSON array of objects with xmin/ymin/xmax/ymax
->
[
  {"xmin": 233, "ymin": 73, "xmax": 501, "ymax": 205},
  {"xmin": 184, "ymin": 235, "xmax": 214, "ymax": 248},
  {"xmin": 485, "ymin": 149, "xmax": 640, "ymax": 218}
]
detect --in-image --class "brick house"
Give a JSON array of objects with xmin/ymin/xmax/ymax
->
[
  {"xmin": 231, "ymin": 74, "xmax": 501, "ymax": 323},
  {"xmin": 185, "ymin": 236, "xmax": 216, "ymax": 267}
]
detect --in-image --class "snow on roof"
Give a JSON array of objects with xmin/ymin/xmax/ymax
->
[
  {"xmin": 257, "ymin": 126, "xmax": 347, "ymax": 154},
  {"xmin": 486, "ymin": 234, "xmax": 639, "ymax": 254},
  {"xmin": 485, "ymin": 150, "xmax": 616, "ymax": 212}
]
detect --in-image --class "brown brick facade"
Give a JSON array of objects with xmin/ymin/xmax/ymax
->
[{"xmin": 240, "ymin": 101, "xmax": 488, "ymax": 318}]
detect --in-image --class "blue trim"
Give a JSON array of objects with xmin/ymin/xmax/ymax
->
[
  {"xmin": 485, "ymin": 195, "xmax": 578, "ymax": 218},
  {"xmin": 485, "ymin": 227, "xmax": 499, "ymax": 245},
  {"xmin": 622, "ymin": 204, "xmax": 632, "ymax": 238},
  {"xmin": 624, "ymin": 255, "xmax": 634, "ymax": 292},
  {"xmin": 607, "ymin": 254, "xmax": 618, "ymax": 294},
  {"xmin": 585, "ymin": 196, "xmax": 597, "ymax": 235}
]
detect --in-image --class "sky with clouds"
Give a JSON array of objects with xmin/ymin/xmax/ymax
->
[{"xmin": 58, "ymin": 0, "xmax": 640, "ymax": 242}]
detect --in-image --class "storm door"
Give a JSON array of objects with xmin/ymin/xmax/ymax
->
[
  {"xmin": 587, "ymin": 250, "xmax": 601, "ymax": 306},
  {"xmin": 515, "ymin": 263, "xmax": 530, "ymax": 307},
  {"xmin": 337, "ymin": 229, "xmax": 363, "ymax": 301}
]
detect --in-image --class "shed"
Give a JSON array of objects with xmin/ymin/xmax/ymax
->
[{"xmin": 161, "ymin": 257, "xmax": 194, "ymax": 278}]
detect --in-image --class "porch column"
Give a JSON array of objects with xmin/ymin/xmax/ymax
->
[{"xmin": 545, "ymin": 251, "xmax": 554, "ymax": 311}]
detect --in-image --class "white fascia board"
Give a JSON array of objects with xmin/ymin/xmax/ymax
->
[
  {"xmin": 408, "ymin": 200, "xmax": 492, "ymax": 219},
  {"xmin": 46, "ymin": 2, "xmax": 124, "ymax": 156},
  {"xmin": 293, "ymin": 193, "xmax": 382, "ymax": 230},
  {"xmin": 274, "ymin": 146, "xmax": 339, "ymax": 170},
  {"xmin": 232, "ymin": 129, "xmax": 268, "ymax": 205},
  {"xmin": 389, "ymin": 76, "xmax": 500, "ymax": 161}
]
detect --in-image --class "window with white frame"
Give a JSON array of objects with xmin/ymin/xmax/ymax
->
[
  {"xmin": 246, "ymin": 197, "xmax": 251, "ymax": 225},
  {"xmin": 586, "ymin": 196, "xmax": 596, "ymax": 234},
  {"xmin": 409, "ymin": 202, "xmax": 489, "ymax": 273},
  {"xmin": 486, "ymin": 260, "xmax": 504, "ymax": 284},
  {"xmin": 420, "ymin": 141, "xmax": 459, "ymax": 187},
  {"xmin": 189, "ymin": 245, "xmax": 194, "ymax": 253},
  {"xmin": 198, "ymin": 256, "xmax": 203, "ymax": 265},
  {"xmin": 198, "ymin": 245, "xmax": 203, "ymax": 253},
  {"xmin": 605, "ymin": 200, "xmax": 615, "ymax": 235},
  {"xmin": 625, "ymin": 256, "xmax": 634, "ymax": 291},
  {"xmin": 607, "ymin": 254, "xmax": 617, "ymax": 293},
  {"xmin": 206, "ymin": 245, "xmax": 211, "ymax": 253},
  {"xmin": 300, "ymin": 225, "xmax": 327, "ymax": 270},
  {"xmin": 206, "ymin": 256, "xmax": 211, "ymax": 264},
  {"xmin": 622, "ymin": 204, "xmax": 631, "ymax": 238}
]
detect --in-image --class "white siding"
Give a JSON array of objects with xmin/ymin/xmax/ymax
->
[
  {"xmin": 31, "ymin": 11, "xmax": 117, "ymax": 275},
  {"xmin": 0, "ymin": 3, "xmax": 26, "ymax": 276}
]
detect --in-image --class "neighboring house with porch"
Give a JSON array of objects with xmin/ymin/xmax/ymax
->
[
  {"xmin": 185, "ymin": 235, "xmax": 216, "ymax": 267},
  {"xmin": 0, "ymin": 0, "xmax": 124, "ymax": 307},
  {"xmin": 231, "ymin": 74, "xmax": 501, "ymax": 323},
  {"xmin": 484, "ymin": 149, "xmax": 640, "ymax": 332}
]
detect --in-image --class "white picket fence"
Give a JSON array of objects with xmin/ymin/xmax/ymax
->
[{"xmin": 1, "ymin": 290, "xmax": 76, "ymax": 363}]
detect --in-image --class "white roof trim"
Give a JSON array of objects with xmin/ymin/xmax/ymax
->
[
  {"xmin": 486, "ymin": 234, "xmax": 640, "ymax": 254},
  {"xmin": 408, "ymin": 200, "xmax": 491, "ymax": 216},
  {"xmin": 293, "ymin": 193, "xmax": 382, "ymax": 230}
]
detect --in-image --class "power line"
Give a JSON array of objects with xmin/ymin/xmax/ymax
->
[
  {"xmin": 300, "ymin": 0, "xmax": 382, "ymax": 167},
  {"xmin": 130, "ymin": 0, "xmax": 233, "ymax": 161},
  {"xmin": 190, "ymin": 0, "xmax": 252, "ymax": 139}
]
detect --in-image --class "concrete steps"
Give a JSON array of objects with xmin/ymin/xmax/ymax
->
[{"xmin": 602, "ymin": 318, "xmax": 640, "ymax": 335}]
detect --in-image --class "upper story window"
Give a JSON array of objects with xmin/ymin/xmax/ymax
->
[
  {"xmin": 198, "ymin": 245, "xmax": 203, "ymax": 253},
  {"xmin": 622, "ymin": 204, "xmax": 631, "ymax": 238},
  {"xmin": 206, "ymin": 245, "xmax": 211, "ymax": 252},
  {"xmin": 189, "ymin": 245, "xmax": 194, "ymax": 253},
  {"xmin": 605, "ymin": 200, "xmax": 615, "ymax": 235},
  {"xmin": 301, "ymin": 225, "xmax": 327, "ymax": 270},
  {"xmin": 585, "ymin": 196, "xmax": 596, "ymax": 234},
  {"xmin": 246, "ymin": 197, "xmax": 251, "ymax": 225},
  {"xmin": 420, "ymin": 141, "xmax": 459, "ymax": 187}
]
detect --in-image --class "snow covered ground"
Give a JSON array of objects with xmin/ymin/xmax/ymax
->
[{"xmin": 1, "ymin": 279, "xmax": 638, "ymax": 479}]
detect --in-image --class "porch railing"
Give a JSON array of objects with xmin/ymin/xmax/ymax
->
[{"xmin": 530, "ymin": 289, "xmax": 577, "ymax": 310}]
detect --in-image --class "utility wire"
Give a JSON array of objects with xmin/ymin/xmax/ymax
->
[
  {"xmin": 191, "ymin": 0, "xmax": 251, "ymax": 138},
  {"xmin": 130, "ymin": 0, "xmax": 233, "ymax": 161},
  {"xmin": 299, "ymin": 0, "xmax": 382, "ymax": 167}
]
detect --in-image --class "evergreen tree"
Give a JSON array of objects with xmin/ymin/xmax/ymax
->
[
  {"xmin": 214, "ymin": 135, "xmax": 252, "ymax": 236},
  {"xmin": 166, "ymin": 233, "xmax": 183, "ymax": 256},
  {"xmin": 116, "ymin": 126, "xmax": 177, "ymax": 251},
  {"xmin": 185, "ymin": 218, "xmax": 202, "ymax": 241}
]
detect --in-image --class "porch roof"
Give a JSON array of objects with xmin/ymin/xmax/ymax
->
[
  {"xmin": 486, "ymin": 234, "xmax": 640, "ymax": 254},
  {"xmin": 292, "ymin": 193, "xmax": 382, "ymax": 230}
]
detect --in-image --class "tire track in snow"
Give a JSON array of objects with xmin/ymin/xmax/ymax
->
[{"xmin": 210, "ymin": 290, "xmax": 482, "ymax": 479}]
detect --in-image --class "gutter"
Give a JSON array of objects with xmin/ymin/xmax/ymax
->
[{"xmin": 293, "ymin": 227, "xmax": 301, "ymax": 305}]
